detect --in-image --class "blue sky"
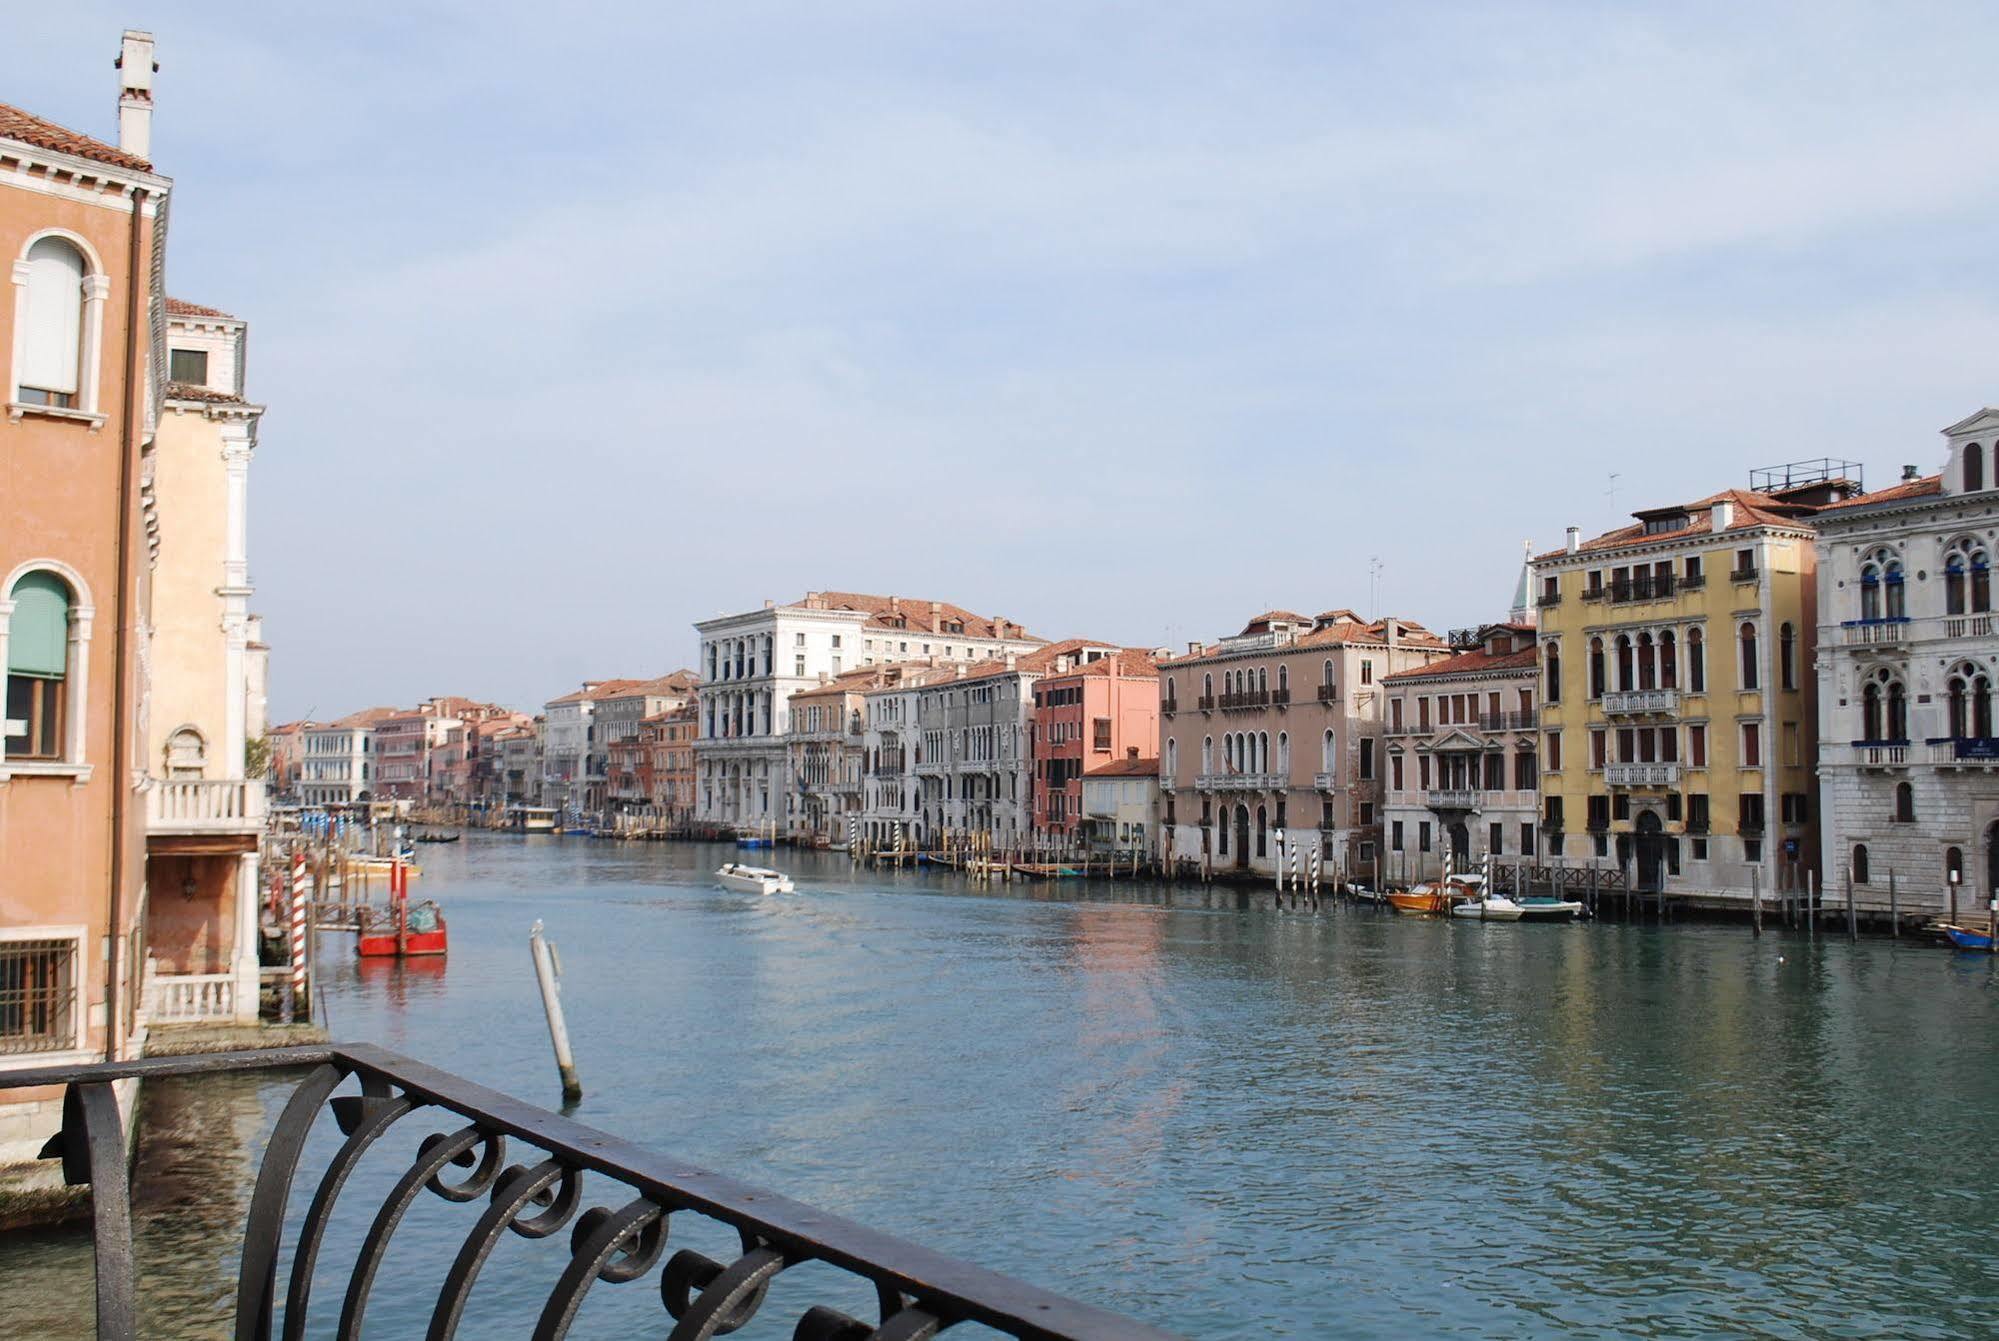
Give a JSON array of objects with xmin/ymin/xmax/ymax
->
[{"xmin": 17, "ymin": 4, "xmax": 1999, "ymax": 719}]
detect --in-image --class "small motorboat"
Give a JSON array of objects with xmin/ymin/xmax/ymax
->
[
  {"xmin": 716, "ymin": 863, "xmax": 795, "ymax": 895},
  {"xmin": 1940, "ymin": 924, "xmax": 1995, "ymax": 951},
  {"xmin": 1452, "ymin": 895, "xmax": 1525, "ymax": 921},
  {"xmin": 1389, "ymin": 872, "xmax": 1484, "ymax": 917},
  {"xmin": 1345, "ymin": 883, "xmax": 1386, "ymax": 903},
  {"xmin": 356, "ymin": 859, "xmax": 447, "ymax": 957},
  {"xmin": 1515, "ymin": 896, "xmax": 1585, "ymax": 922}
]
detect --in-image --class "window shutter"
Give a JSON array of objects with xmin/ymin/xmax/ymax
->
[
  {"xmin": 19, "ymin": 239, "xmax": 85, "ymax": 396},
  {"xmin": 8, "ymin": 572, "xmax": 71, "ymax": 677}
]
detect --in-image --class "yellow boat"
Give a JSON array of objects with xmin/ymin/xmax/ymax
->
[{"xmin": 1387, "ymin": 873, "xmax": 1482, "ymax": 916}]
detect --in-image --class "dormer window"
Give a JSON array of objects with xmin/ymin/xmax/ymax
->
[
  {"xmin": 169, "ymin": 348, "xmax": 209, "ymax": 385},
  {"xmin": 1641, "ymin": 511, "xmax": 1690, "ymax": 536}
]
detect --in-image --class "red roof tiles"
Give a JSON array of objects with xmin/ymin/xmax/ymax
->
[
  {"xmin": 165, "ymin": 297, "xmax": 238, "ymax": 320},
  {"xmin": 791, "ymin": 592, "xmax": 1044, "ymax": 643},
  {"xmin": 1085, "ymin": 757, "xmax": 1160, "ymax": 779},
  {"xmin": 1817, "ymin": 474, "xmax": 1944, "ymax": 511},
  {"xmin": 1382, "ymin": 645, "xmax": 1539, "ymax": 683},
  {"xmin": 0, "ymin": 101, "xmax": 152, "ymax": 172}
]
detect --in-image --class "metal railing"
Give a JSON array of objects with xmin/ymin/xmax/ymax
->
[
  {"xmin": 1315, "ymin": 685, "xmax": 1340, "ymax": 704},
  {"xmin": 1608, "ymin": 575, "xmax": 1675, "ymax": 603},
  {"xmin": 1217, "ymin": 690, "xmax": 1271, "ymax": 710},
  {"xmin": 9, "ymin": 1045, "xmax": 1173, "ymax": 1341}
]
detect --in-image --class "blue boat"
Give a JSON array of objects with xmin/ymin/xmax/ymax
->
[
  {"xmin": 1941, "ymin": 924, "xmax": 1994, "ymax": 951},
  {"xmin": 736, "ymin": 837, "xmax": 774, "ymax": 849}
]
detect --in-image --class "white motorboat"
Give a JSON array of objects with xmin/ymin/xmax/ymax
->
[
  {"xmin": 1514, "ymin": 896, "xmax": 1585, "ymax": 921},
  {"xmin": 1451, "ymin": 894, "xmax": 1525, "ymax": 921},
  {"xmin": 715, "ymin": 863, "xmax": 795, "ymax": 895}
]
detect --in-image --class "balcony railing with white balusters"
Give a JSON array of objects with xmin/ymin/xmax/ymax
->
[
  {"xmin": 1601, "ymin": 689, "xmax": 1679, "ymax": 716},
  {"xmin": 1605, "ymin": 763, "xmax": 1680, "ymax": 787},
  {"xmin": 144, "ymin": 970, "xmax": 243, "ymax": 1025},
  {"xmin": 1195, "ymin": 772, "xmax": 1285, "ymax": 792},
  {"xmin": 145, "ymin": 777, "xmax": 267, "ymax": 835}
]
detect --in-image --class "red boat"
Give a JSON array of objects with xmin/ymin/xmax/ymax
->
[{"xmin": 356, "ymin": 857, "xmax": 448, "ymax": 958}]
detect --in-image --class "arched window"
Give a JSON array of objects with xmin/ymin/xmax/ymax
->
[
  {"xmin": 1258, "ymin": 731, "xmax": 1270, "ymax": 772},
  {"xmin": 16, "ymin": 236, "xmax": 87, "ymax": 408},
  {"xmin": 1166, "ymin": 738, "xmax": 1178, "ymax": 777},
  {"xmin": 1739, "ymin": 622, "xmax": 1759, "ymax": 690},
  {"xmin": 1545, "ymin": 643, "xmax": 1561, "ymax": 704},
  {"xmin": 1948, "ymin": 846, "xmax": 1964, "ymax": 886},
  {"xmin": 1889, "ymin": 678, "xmax": 1908, "ymax": 740},
  {"xmin": 1201, "ymin": 736, "xmax": 1213, "ymax": 772},
  {"xmin": 164, "ymin": 725, "xmax": 207, "ymax": 778},
  {"xmin": 1852, "ymin": 843, "xmax": 1870, "ymax": 885},
  {"xmin": 1203, "ymin": 673, "xmax": 1213, "ymax": 700},
  {"xmin": 1968, "ymin": 443, "xmax": 1985, "ymax": 493},
  {"xmin": 1894, "ymin": 781, "xmax": 1914, "ymax": 823},
  {"xmin": 1277, "ymin": 665, "xmax": 1289, "ymax": 695},
  {"xmin": 1321, "ymin": 659, "xmax": 1334, "ymax": 688},
  {"xmin": 1165, "ymin": 676, "xmax": 1176, "ymax": 706},
  {"xmin": 1588, "ymin": 638, "xmax": 1606, "ymax": 699},
  {"xmin": 1256, "ymin": 805, "xmax": 1268, "ymax": 857},
  {"xmin": 1861, "ymin": 678, "xmax": 1882, "ymax": 741},
  {"xmin": 1860, "ymin": 549, "xmax": 1905, "ymax": 621},
  {"xmin": 1862, "ymin": 669, "xmax": 1909, "ymax": 741},
  {"xmin": 1945, "ymin": 540, "xmax": 1991, "ymax": 615},
  {"xmin": 1779, "ymin": 623, "xmax": 1796, "ymax": 690},
  {"xmin": 1948, "ymin": 663, "xmax": 1993, "ymax": 739},
  {"xmin": 1637, "ymin": 632, "xmax": 1656, "ymax": 691},
  {"xmin": 1322, "ymin": 729, "xmax": 1336, "ymax": 772},
  {"xmin": 1257, "ymin": 667, "xmax": 1268, "ymax": 694},
  {"xmin": 1615, "ymin": 635, "xmax": 1634, "ymax": 692},
  {"xmin": 1660, "ymin": 631, "xmax": 1677, "ymax": 689},
  {"xmin": 1277, "ymin": 732, "xmax": 1290, "ymax": 773},
  {"xmin": 4, "ymin": 568, "xmax": 81, "ymax": 761}
]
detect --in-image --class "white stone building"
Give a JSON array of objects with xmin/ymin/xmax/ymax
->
[
  {"xmin": 695, "ymin": 592, "xmax": 1041, "ymax": 832},
  {"xmin": 1817, "ymin": 412, "xmax": 1999, "ymax": 919},
  {"xmin": 298, "ymin": 707, "xmax": 396, "ymax": 806},
  {"xmin": 541, "ymin": 680, "xmax": 636, "ymax": 815}
]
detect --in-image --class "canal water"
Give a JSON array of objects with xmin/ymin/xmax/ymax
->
[{"xmin": 6, "ymin": 836, "xmax": 1999, "ymax": 1339}]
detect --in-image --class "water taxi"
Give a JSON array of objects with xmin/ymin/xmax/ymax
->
[
  {"xmin": 1388, "ymin": 872, "xmax": 1485, "ymax": 916},
  {"xmin": 716, "ymin": 863, "xmax": 795, "ymax": 895}
]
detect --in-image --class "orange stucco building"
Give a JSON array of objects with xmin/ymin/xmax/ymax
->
[{"xmin": 0, "ymin": 35, "xmax": 170, "ymax": 1155}]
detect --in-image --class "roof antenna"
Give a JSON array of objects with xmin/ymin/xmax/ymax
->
[{"xmin": 1369, "ymin": 556, "xmax": 1383, "ymax": 621}]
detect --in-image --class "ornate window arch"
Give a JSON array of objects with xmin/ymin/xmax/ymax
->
[
  {"xmin": 1947, "ymin": 661, "xmax": 1993, "ymax": 739},
  {"xmin": 1, "ymin": 559, "xmax": 95, "ymax": 770},
  {"xmin": 1201, "ymin": 735, "xmax": 1213, "ymax": 772},
  {"xmin": 1968, "ymin": 442, "xmax": 1986, "ymax": 493},
  {"xmin": 1615, "ymin": 634, "xmax": 1634, "ymax": 692},
  {"xmin": 1322, "ymin": 728, "xmax": 1336, "ymax": 772},
  {"xmin": 164, "ymin": 724, "xmax": 207, "ymax": 778},
  {"xmin": 1860, "ymin": 547, "xmax": 1905, "ymax": 621},
  {"xmin": 1659, "ymin": 630, "xmax": 1678, "ymax": 689},
  {"xmin": 1588, "ymin": 637, "xmax": 1606, "ymax": 699},
  {"xmin": 1860, "ymin": 667, "xmax": 1908, "ymax": 742},
  {"xmin": 1944, "ymin": 537, "xmax": 1991, "ymax": 616},
  {"xmin": 1739, "ymin": 622, "xmax": 1759, "ymax": 690},
  {"xmin": 1687, "ymin": 626, "xmax": 1705, "ymax": 693}
]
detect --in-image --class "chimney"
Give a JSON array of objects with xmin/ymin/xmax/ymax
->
[
  {"xmin": 1564, "ymin": 526, "xmax": 1581, "ymax": 554},
  {"xmin": 929, "ymin": 600, "xmax": 941, "ymax": 627},
  {"xmin": 1903, "ymin": 464, "xmax": 1920, "ymax": 482},
  {"xmin": 1187, "ymin": 641, "xmax": 1201, "ymax": 655},
  {"xmin": 1711, "ymin": 499, "xmax": 1734, "ymax": 531},
  {"xmin": 1126, "ymin": 746, "xmax": 1139, "ymax": 760},
  {"xmin": 1005, "ymin": 652, "xmax": 1018, "ymax": 670},
  {"xmin": 763, "ymin": 598, "xmax": 775, "ymax": 610},
  {"xmin": 115, "ymin": 31, "xmax": 156, "ymax": 162}
]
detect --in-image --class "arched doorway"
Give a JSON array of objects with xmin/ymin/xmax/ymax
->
[
  {"xmin": 1234, "ymin": 805, "xmax": 1251, "ymax": 869},
  {"xmin": 1635, "ymin": 811, "xmax": 1664, "ymax": 893},
  {"xmin": 1448, "ymin": 822, "xmax": 1471, "ymax": 873}
]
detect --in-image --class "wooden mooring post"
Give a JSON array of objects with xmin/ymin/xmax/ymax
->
[
  {"xmin": 1751, "ymin": 867, "xmax": 1762, "ymax": 938},
  {"xmin": 1845, "ymin": 866, "xmax": 1857, "ymax": 942},
  {"xmin": 529, "ymin": 920, "xmax": 583, "ymax": 1103},
  {"xmin": 1888, "ymin": 868, "xmax": 1899, "ymax": 937}
]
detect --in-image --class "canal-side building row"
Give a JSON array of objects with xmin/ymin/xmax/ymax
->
[
  {"xmin": 1158, "ymin": 610, "xmax": 1453, "ymax": 879},
  {"xmin": 1814, "ymin": 415, "xmax": 1999, "ymax": 918},
  {"xmin": 1030, "ymin": 648, "xmax": 1160, "ymax": 844},
  {"xmin": 694, "ymin": 592, "xmax": 1044, "ymax": 833},
  {"xmin": 1531, "ymin": 469, "xmax": 1851, "ymax": 908}
]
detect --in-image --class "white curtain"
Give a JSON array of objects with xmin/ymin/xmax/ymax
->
[{"xmin": 20, "ymin": 238, "xmax": 84, "ymax": 396}]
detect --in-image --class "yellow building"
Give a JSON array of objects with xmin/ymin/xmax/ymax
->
[{"xmin": 1532, "ymin": 471, "xmax": 1854, "ymax": 907}]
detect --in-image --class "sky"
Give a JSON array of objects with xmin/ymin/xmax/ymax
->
[{"xmin": 15, "ymin": 3, "xmax": 1999, "ymax": 720}]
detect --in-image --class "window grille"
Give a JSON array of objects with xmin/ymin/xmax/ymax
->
[{"xmin": 0, "ymin": 938, "xmax": 76, "ymax": 1054}]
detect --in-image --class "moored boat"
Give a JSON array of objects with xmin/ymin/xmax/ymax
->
[
  {"xmin": 1940, "ymin": 924, "xmax": 1995, "ymax": 951},
  {"xmin": 716, "ymin": 863, "xmax": 795, "ymax": 895},
  {"xmin": 1452, "ymin": 895, "xmax": 1525, "ymax": 921},
  {"xmin": 356, "ymin": 859, "xmax": 447, "ymax": 957},
  {"xmin": 1389, "ymin": 872, "xmax": 1485, "ymax": 917},
  {"xmin": 1515, "ymin": 896, "xmax": 1586, "ymax": 922}
]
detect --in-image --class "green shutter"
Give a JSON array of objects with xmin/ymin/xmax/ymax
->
[{"xmin": 8, "ymin": 573, "xmax": 70, "ymax": 678}]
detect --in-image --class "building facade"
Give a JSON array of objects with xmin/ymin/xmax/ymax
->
[
  {"xmin": 695, "ymin": 592, "xmax": 1041, "ymax": 832},
  {"xmin": 141, "ymin": 297, "xmax": 270, "ymax": 1028},
  {"xmin": 1816, "ymin": 415, "xmax": 1999, "ymax": 919},
  {"xmin": 298, "ymin": 708, "xmax": 395, "ymax": 806},
  {"xmin": 1534, "ymin": 474, "xmax": 1849, "ymax": 906},
  {"xmin": 594, "ymin": 672, "xmax": 696, "ymax": 817},
  {"xmin": 656, "ymin": 702, "xmax": 697, "ymax": 825},
  {"xmin": 1381, "ymin": 621, "xmax": 1540, "ymax": 883},
  {"xmin": 1, "ymin": 37, "xmax": 169, "ymax": 1133},
  {"xmin": 1080, "ymin": 757, "xmax": 1160, "ymax": 856},
  {"xmin": 541, "ymin": 680, "xmax": 632, "ymax": 815},
  {"xmin": 785, "ymin": 669, "xmax": 878, "ymax": 845},
  {"xmin": 1030, "ymin": 649, "xmax": 1159, "ymax": 844},
  {"xmin": 1158, "ymin": 611, "xmax": 1449, "ymax": 879}
]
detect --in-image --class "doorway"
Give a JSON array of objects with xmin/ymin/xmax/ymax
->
[{"xmin": 1635, "ymin": 811, "xmax": 1665, "ymax": 893}]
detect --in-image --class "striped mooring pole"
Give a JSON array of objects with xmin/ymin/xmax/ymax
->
[{"xmin": 288, "ymin": 848, "xmax": 309, "ymax": 1023}]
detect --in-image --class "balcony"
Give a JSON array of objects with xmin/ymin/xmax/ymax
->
[
  {"xmin": 1196, "ymin": 694, "xmax": 1216, "ymax": 711},
  {"xmin": 1159, "ymin": 774, "xmax": 1176, "ymax": 792},
  {"xmin": 1314, "ymin": 771, "xmax": 1337, "ymax": 792},
  {"xmin": 1161, "ymin": 699, "xmax": 1178, "ymax": 718},
  {"xmin": 1850, "ymin": 741, "xmax": 1910, "ymax": 767},
  {"xmin": 1608, "ymin": 575, "xmax": 1675, "ymax": 604},
  {"xmin": 1926, "ymin": 738, "xmax": 1999, "ymax": 766},
  {"xmin": 1271, "ymin": 688, "xmax": 1291, "ymax": 707},
  {"xmin": 1218, "ymin": 690, "xmax": 1271, "ymax": 711},
  {"xmin": 1731, "ymin": 566, "xmax": 1760, "ymax": 584},
  {"xmin": 1680, "ymin": 572, "xmax": 1706, "ymax": 591},
  {"xmin": 143, "ymin": 968, "xmax": 244, "ymax": 1025},
  {"xmin": 1601, "ymin": 689, "xmax": 1679, "ymax": 716},
  {"xmin": 1315, "ymin": 684, "xmax": 1340, "ymax": 704},
  {"xmin": 1537, "ymin": 590, "xmax": 1563, "ymax": 608},
  {"xmin": 1839, "ymin": 619, "xmax": 1911, "ymax": 647},
  {"xmin": 1427, "ymin": 788, "xmax": 1479, "ymax": 811},
  {"xmin": 146, "ymin": 777, "xmax": 266, "ymax": 835},
  {"xmin": 1606, "ymin": 763, "xmax": 1679, "ymax": 787},
  {"xmin": 1946, "ymin": 615, "xmax": 1996, "ymax": 639},
  {"xmin": 6, "ymin": 1045, "xmax": 1161, "ymax": 1341},
  {"xmin": 1195, "ymin": 771, "xmax": 1284, "ymax": 792}
]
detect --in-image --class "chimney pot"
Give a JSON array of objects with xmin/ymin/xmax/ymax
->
[
  {"xmin": 1564, "ymin": 526, "xmax": 1581, "ymax": 554},
  {"xmin": 763, "ymin": 598, "xmax": 774, "ymax": 610},
  {"xmin": 1903, "ymin": 464, "xmax": 1920, "ymax": 482},
  {"xmin": 115, "ymin": 30, "xmax": 156, "ymax": 162},
  {"xmin": 1712, "ymin": 500, "xmax": 1734, "ymax": 531}
]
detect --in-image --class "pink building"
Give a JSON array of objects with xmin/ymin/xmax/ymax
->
[{"xmin": 1031, "ymin": 649, "xmax": 1160, "ymax": 842}]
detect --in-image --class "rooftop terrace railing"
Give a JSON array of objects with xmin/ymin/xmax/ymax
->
[{"xmin": 14, "ymin": 1044, "xmax": 1174, "ymax": 1341}]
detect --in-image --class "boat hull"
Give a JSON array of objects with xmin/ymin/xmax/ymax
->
[
  {"xmin": 716, "ymin": 864, "xmax": 795, "ymax": 895},
  {"xmin": 356, "ymin": 929, "xmax": 448, "ymax": 957},
  {"xmin": 1516, "ymin": 899, "xmax": 1585, "ymax": 922},
  {"xmin": 1388, "ymin": 891, "xmax": 1448, "ymax": 916},
  {"xmin": 1942, "ymin": 925, "xmax": 1995, "ymax": 951}
]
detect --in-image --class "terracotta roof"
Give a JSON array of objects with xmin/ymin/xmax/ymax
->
[
  {"xmin": 1162, "ymin": 614, "xmax": 1446, "ymax": 667},
  {"xmin": 1382, "ymin": 644, "xmax": 1539, "ymax": 683},
  {"xmin": 0, "ymin": 101, "xmax": 151, "ymax": 172},
  {"xmin": 1238, "ymin": 610, "xmax": 1311, "ymax": 635},
  {"xmin": 165, "ymin": 297, "xmax": 238, "ymax": 320},
  {"xmin": 1085, "ymin": 756, "xmax": 1160, "ymax": 779},
  {"xmin": 597, "ymin": 670, "xmax": 699, "ymax": 701},
  {"xmin": 331, "ymin": 707, "xmax": 401, "ymax": 728},
  {"xmin": 788, "ymin": 591, "xmax": 1045, "ymax": 643},
  {"xmin": 1036, "ymin": 647, "xmax": 1160, "ymax": 679},
  {"xmin": 266, "ymin": 721, "xmax": 311, "ymax": 735},
  {"xmin": 1817, "ymin": 474, "xmax": 1945, "ymax": 512},
  {"xmin": 546, "ymin": 679, "xmax": 646, "ymax": 706},
  {"xmin": 1536, "ymin": 488, "xmax": 1842, "ymax": 561}
]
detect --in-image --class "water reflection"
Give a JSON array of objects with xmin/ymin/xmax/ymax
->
[{"xmin": 3, "ymin": 838, "xmax": 1998, "ymax": 1339}]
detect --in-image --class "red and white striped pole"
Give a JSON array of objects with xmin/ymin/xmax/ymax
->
[{"xmin": 289, "ymin": 849, "xmax": 308, "ymax": 1022}]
